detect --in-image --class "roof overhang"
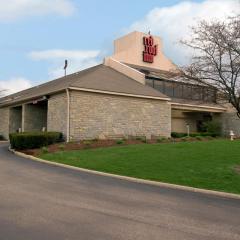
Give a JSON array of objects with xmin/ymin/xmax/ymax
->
[
  {"xmin": 171, "ymin": 102, "xmax": 226, "ymax": 113},
  {"xmin": 68, "ymin": 87, "xmax": 171, "ymax": 101},
  {"xmin": 0, "ymin": 90, "xmax": 64, "ymax": 108}
]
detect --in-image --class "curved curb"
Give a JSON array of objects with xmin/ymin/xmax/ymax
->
[{"xmin": 9, "ymin": 147, "xmax": 240, "ymax": 201}]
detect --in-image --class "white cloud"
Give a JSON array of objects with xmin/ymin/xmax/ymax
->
[
  {"xmin": 0, "ymin": 78, "xmax": 32, "ymax": 95},
  {"xmin": 29, "ymin": 49, "xmax": 101, "ymax": 79},
  {"xmin": 30, "ymin": 50, "xmax": 100, "ymax": 61},
  {"xmin": 0, "ymin": 0, "xmax": 76, "ymax": 22},
  {"xmin": 128, "ymin": 0, "xmax": 240, "ymax": 65}
]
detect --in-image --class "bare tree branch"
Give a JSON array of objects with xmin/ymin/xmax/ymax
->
[{"xmin": 180, "ymin": 15, "xmax": 240, "ymax": 117}]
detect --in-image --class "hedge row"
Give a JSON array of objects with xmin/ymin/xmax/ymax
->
[
  {"xmin": 9, "ymin": 132, "xmax": 63, "ymax": 150},
  {"xmin": 171, "ymin": 132, "xmax": 219, "ymax": 138}
]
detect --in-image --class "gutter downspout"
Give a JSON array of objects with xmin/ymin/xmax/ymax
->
[{"xmin": 66, "ymin": 88, "xmax": 70, "ymax": 142}]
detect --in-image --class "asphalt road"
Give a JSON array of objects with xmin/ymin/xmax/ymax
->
[{"xmin": 0, "ymin": 143, "xmax": 240, "ymax": 240}]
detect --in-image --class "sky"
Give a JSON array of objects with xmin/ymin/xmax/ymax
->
[{"xmin": 0, "ymin": 0, "xmax": 239, "ymax": 94}]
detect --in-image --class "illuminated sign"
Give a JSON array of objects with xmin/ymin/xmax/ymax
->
[{"xmin": 143, "ymin": 36, "xmax": 158, "ymax": 63}]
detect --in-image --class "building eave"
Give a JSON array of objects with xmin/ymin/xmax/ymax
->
[
  {"xmin": 0, "ymin": 89, "xmax": 66, "ymax": 108},
  {"xmin": 68, "ymin": 87, "xmax": 171, "ymax": 101},
  {"xmin": 171, "ymin": 102, "xmax": 226, "ymax": 113}
]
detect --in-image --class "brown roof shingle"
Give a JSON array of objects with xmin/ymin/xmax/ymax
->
[{"xmin": 0, "ymin": 64, "xmax": 169, "ymax": 107}]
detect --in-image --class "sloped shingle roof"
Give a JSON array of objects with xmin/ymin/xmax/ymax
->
[{"xmin": 0, "ymin": 64, "xmax": 169, "ymax": 107}]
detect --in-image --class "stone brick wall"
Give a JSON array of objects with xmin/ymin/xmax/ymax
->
[
  {"xmin": 214, "ymin": 104, "xmax": 240, "ymax": 137},
  {"xmin": 47, "ymin": 92, "xmax": 68, "ymax": 137},
  {"xmin": 69, "ymin": 90, "xmax": 171, "ymax": 140},
  {"xmin": 23, "ymin": 103, "xmax": 47, "ymax": 132},
  {"xmin": 9, "ymin": 106, "xmax": 22, "ymax": 134},
  {"xmin": 0, "ymin": 107, "xmax": 10, "ymax": 139}
]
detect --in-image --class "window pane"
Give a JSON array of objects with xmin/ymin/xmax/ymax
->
[
  {"xmin": 192, "ymin": 86, "xmax": 202, "ymax": 100},
  {"xmin": 154, "ymin": 80, "xmax": 164, "ymax": 93},
  {"xmin": 164, "ymin": 82, "xmax": 174, "ymax": 97},
  {"xmin": 173, "ymin": 82, "xmax": 183, "ymax": 98},
  {"xmin": 205, "ymin": 89, "xmax": 216, "ymax": 102},
  {"xmin": 182, "ymin": 85, "xmax": 192, "ymax": 99}
]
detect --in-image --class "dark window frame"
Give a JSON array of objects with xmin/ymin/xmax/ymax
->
[{"xmin": 146, "ymin": 77, "xmax": 216, "ymax": 103}]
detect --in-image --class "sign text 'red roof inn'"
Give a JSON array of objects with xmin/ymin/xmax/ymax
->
[{"xmin": 142, "ymin": 36, "xmax": 158, "ymax": 63}]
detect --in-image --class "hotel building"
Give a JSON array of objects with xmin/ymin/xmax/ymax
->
[{"xmin": 0, "ymin": 31, "xmax": 238, "ymax": 141}]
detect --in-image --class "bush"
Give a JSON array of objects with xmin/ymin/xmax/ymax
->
[
  {"xmin": 171, "ymin": 130, "xmax": 220, "ymax": 139},
  {"xmin": 116, "ymin": 139, "xmax": 124, "ymax": 145},
  {"xmin": 189, "ymin": 133, "xmax": 201, "ymax": 137},
  {"xmin": 171, "ymin": 132, "xmax": 188, "ymax": 138},
  {"xmin": 199, "ymin": 132, "xmax": 215, "ymax": 137},
  {"xmin": 9, "ymin": 132, "xmax": 63, "ymax": 150},
  {"xmin": 157, "ymin": 137, "xmax": 168, "ymax": 143},
  {"xmin": 83, "ymin": 140, "xmax": 92, "ymax": 146},
  {"xmin": 0, "ymin": 134, "xmax": 4, "ymax": 140},
  {"xmin": 203, "ymin": 121, "xmax": 222, "ymax": 137}
]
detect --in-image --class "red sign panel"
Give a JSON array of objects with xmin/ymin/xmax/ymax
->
[{"xmin": 143, "ymin": 36, "xmax": 158, "ymax": 63}]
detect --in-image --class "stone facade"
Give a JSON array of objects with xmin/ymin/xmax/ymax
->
[
  {"xmin": 47, "ymin": 92, "xmax": 68, "ymax": 137},
  {"xmin": 69, "ymin": 90, "xmax": 171, "ymax": 140},
  {"xmin": 221, "ymin": 112, "xmax": 240, "ymax": 136},
  {"xmin": 23, "ymin": 103, "xmax": 47, "ymax": 132},
  {"xmin": 219, "ymin": 105, "xmax": 240, "ymax": 137},
  {"xmin": 3, "ymin": 89, "xmax": 240, "ymax": 141},
  {"xmin": 9, "ymin": 106, "xmax": 22, "ymax": 134},
  {"xmin": 0, "ymin": 107, "xmax": 9, "ymax": 139}
]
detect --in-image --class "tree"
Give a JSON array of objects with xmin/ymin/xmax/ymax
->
[{"xmin": 180, "ymin": 15, "xmax": 240, "ymax": 117}]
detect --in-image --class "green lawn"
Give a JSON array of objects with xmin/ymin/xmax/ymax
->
[{"xmin": 40, "ymin": 140, "xmax": 240, "ymax": 194}]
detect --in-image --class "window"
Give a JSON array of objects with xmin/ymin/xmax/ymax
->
[
  {"xmin": 192, "ymin": 86, "xmax": 202, "ymax": 100},
  {"xmin": 182, "ymin": 85, "xmax": 192, "ymax": 99},
  {"xmin": 204, "ymin": 89, "xmax": 216, "ymax": 102},
  {"xmin": 154, "ymin": 80, "xmax": 165, "ymax": 93},
  {"xmin": 147, "ymin": 78, "xmax": 216, "ymax": 102},
  {"xmin": 173, "ymin": 82, "xmax": 183, "ymax": 98},
  {"xmin": 164, "ymin": 82, "xmax": 174, "ymax": 97}
]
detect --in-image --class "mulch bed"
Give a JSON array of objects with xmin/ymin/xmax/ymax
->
[{"xmin": 19, "ymin": 137, "xmax": 219, "ymax": 157}]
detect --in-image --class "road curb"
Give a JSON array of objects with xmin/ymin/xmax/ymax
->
[{"xmin": 9, "ymin": 147, "xmax": 240, "ymax": 201}]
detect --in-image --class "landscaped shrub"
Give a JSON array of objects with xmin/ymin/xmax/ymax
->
[
  {"xmin": 171, "ymin": 132, "xmax": 188, "ymax": 138},
  {"xmin": 171, "ymin": 131, "xmax": 219, "ymax": 139},
  {"xmin": 203, "ymin": 121, "xmax": 222, "ymax": 137},
  {"xmin": 9, "ymin": 132, "xmax": 63, "ymax": 150},
  {"xmin": 82, "ymin": 140, "xmax": 92, "ymax": 146},
  {"xmin": 189, "ymin": 133, "xmax": 201, "ymax": 137},
  {"xmin": 116, "ymin": 139, "xmax": 125, "ymax": 144},
  {"xmin": 199, "ymin": 132, "xmax": 215, "ymax": 137},
  {"xmin": 157, "ymin": 137, "xmax": 168, "ymax": 143},
  {"xmin": 0, "ymin": 134, "xmax": 4, "ymax": 140}
]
